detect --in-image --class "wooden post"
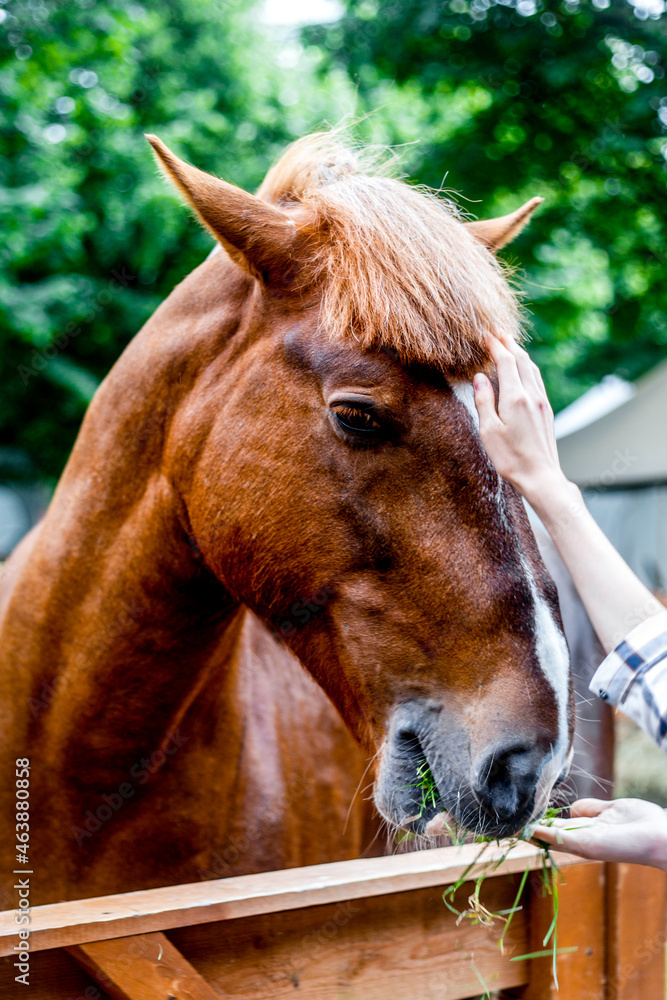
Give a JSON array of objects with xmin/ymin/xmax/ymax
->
[
  {"xmin": 605, "ymin": 862, "xmax": 666, "ymax": 1000},
  {"xmin": 510, "ymin": 861, "xmax": 606, "ymax": 1000}
]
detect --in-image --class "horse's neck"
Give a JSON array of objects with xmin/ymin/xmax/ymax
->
[
  {"xmin": 3, "ymin": 457, "xmax": 235, "ymax": 763},
  {"xmin": 0, "ymin": 258, "xmax": 248, "ymax": 775}
]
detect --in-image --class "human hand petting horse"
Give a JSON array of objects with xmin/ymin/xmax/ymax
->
[
  {"xmin": 474, "ymin": 335, "xmax": 667, "ymax": 869},
  {"xmin": 474, "ymin": 335, "xmax": 663, "ymax": 655}
]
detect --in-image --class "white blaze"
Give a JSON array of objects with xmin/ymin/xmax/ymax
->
[
  {"xmin": 452, "ymin": 381, "xmax": 480, "ymax": 429},
  {"xmin": 522, "ymin": 558, "xmax": 572, "ymax": 811},
  {"xmin": 451, "ymin": 380, "xmax": 572, "ymax": 809}
]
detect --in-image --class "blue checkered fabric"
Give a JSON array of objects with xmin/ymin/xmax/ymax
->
[{"xmin": 590, "ymin": 612, "xmax": 667, "ymax": 751}]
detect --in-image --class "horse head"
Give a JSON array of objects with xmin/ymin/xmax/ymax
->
[{"xmin": 148, "ymin": 132, "xmax": 572, "ymax": 840}]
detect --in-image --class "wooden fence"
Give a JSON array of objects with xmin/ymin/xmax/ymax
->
[{"xmin": 0, "ymin": 842, "xmax": 664, "ymax": 999}]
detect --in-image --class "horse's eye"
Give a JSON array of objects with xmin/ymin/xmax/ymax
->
[{"xmin": 332, "ymin": 403, "xmax": 382, "ymax": 436}]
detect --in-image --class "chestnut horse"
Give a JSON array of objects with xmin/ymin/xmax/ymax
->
[{"xmin": 0, "ymin": 133, "xmax": 572, "ymax": 906}]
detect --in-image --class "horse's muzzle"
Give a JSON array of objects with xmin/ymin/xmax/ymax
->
[{"xmin": 375, "ymin": 700, "xmax": 562, "ymax": 840}]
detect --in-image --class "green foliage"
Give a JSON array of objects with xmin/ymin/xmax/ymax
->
[
  {"xmin": 305, "ymin": 0, "xmax": 667, "ymax": 410},
  {"xmin": 0, "ymin": 0, "xmax": 351, "ymax": 480},
  {"xmin": 442, "ymin": 807, "xmax": 571, "ymax": 991},
  {"xmin": 5, "ymin": 0, "xmax": 667, "ymax": 482},
  {"xmin": 416, "ymin": 758, "xmax": 439, "ymax": 816}
]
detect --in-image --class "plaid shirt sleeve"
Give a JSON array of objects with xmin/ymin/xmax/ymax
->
[{"xmin": 589, "ymin": 611, "xmax": 667, "ymax": 751}]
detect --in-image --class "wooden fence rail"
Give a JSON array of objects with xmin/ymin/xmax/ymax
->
[{"xmin": 0, "ymin": 844, "xmax": 664, "ymax": 999}]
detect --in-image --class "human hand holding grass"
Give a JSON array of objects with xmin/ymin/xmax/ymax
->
[{"xmin": 531, "ymin": 798, "xmax": 667, "ymax": 870}]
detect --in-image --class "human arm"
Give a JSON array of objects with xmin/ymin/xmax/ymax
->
[
  {"xmin": 472, "ymin": 337, "xmax": 664, "ymax": 655},
  {"xmin": 530, "ymin": 797, "xmax": 667, "ymax": 869}
]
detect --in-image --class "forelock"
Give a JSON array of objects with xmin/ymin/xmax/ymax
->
[{"xmin": 258, "ymin": 132, "xmax": 523, "ymax": 376}]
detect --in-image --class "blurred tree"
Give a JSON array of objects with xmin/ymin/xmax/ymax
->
[
  {"xmin": 0, "ymin": 0, "xmax": 350, "ymax": 481},
  {"xmin": 5, "ymin": 0, "xmax": 667, "ymax": 486},
  {"xmin": 306, "ymin": 0, "xmax": 667, "ymax": 409}
]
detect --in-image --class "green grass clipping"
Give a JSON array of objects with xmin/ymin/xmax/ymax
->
[{"xmin": 410, "ymin": 759, "xmax": 578, "ymax": 995}]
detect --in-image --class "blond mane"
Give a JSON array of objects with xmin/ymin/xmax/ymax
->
[{"xmin": 258, "ymin": 132, "xmax": 522, "ymax": 376}]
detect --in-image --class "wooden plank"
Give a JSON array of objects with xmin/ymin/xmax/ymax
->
[
  {"xmin": 67, "ymin": 931, "xmax": 221, "ymax": 1000},
  {"xmin": 605, "ymin": 862, "xmax": 666, "ymax": 1000},
  {"xmin": 511, "ymin": 861, "xmax": 605, "ymax": 1000},
  {"xmin": 0, "ymin": 843, "xmax": 587, "ymax": 956},
  {"xmin": 168, "ymin": 876, "xmax": 529, "ymax": 1000},
  {"xmin": 0, "ymin": 879, "xmax": 532, "ymax": 1000}
]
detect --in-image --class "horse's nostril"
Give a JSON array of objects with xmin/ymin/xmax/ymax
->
[
  {"xmin": 395, "ymin": 726, "xmax": 420, "ymax": 749},
  {"xmin": 475, "ymin": 743, "xmax": 541, "ymax": 821}
]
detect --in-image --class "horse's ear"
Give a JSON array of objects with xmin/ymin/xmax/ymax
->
[
  {"xmin": 145, "ymin": 134, "xmax": 298, "ymax": 282},
  {"xmin": 465, "ymin": 197, "xmax": 544, "ymax": 252}
]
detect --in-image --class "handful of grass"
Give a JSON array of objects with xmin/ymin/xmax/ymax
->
[{"xmin": 414, "ymin": 760, "xmax": 577, "ymax": 994}]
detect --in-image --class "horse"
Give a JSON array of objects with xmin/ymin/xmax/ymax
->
[{"xmin": 0, "ymin": 132, "xmax": 572, "ymax": 906}]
